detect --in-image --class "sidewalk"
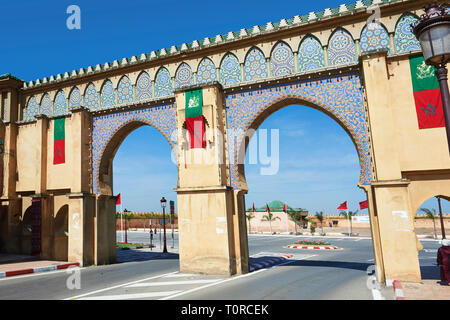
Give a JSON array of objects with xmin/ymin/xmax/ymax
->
[{"xmin": 394, "ymin": 280, "xmax": 450, "ymax": 300}]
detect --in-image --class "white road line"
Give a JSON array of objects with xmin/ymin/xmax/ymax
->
[
  {"xmin": 77, "ymin": 291, "xmax": 181, "ymax": 300},
  {"xmin": 163, "ymin": 273, "xmax": 196, "ymax": 278},
  {"xmin": 126, "ymin": 279, "xmax": 221, "ymax": 287},
  {"xmin": 65, "ymin": 271, "xmax": 179, "ymax": 300}
]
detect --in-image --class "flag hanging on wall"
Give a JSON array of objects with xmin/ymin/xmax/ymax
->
[
  {"xmin": 409, "ymin": 55, "xmax": 445, "ymax": 129},
  {"xmin": 53, "ymin": 117, "xmax": 65, "ymax": 164},
  {"xmin": 185, "ymin": 88, "xmax": 206, "ymax": 148},
  {"xmin": 359, "ymin": 200, "xmax": 368, "ymax": 210}
]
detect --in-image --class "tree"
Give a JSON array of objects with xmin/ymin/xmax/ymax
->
[
  {"xmin": 287, "ymin": 210, "xmax": 305, "ymax": 234},
  {"xmin": 420, "ymin": 208, "xmax": 438, "ymax": 239},
  {"xmin": 339, "ymin": 210, "xmax": 358, "ymax": 236},
  {"xmin": 315, "ymin": 211, "xmax": 324, "ymax": 235},
  {"xmin": 261, "ymin": 212, "xmax": 280, "ymax": 234},
  {"xmin": 246, "ymin": 212, "xmax": 255, "ymax": 234}
]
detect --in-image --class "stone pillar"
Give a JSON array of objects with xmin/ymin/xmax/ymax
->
[
  {"xmin": 94, "ymin": 194, "xmax": 117, "ymax": 265},
  {"xmin": 174, "ymin": 83, "xmax": 249, "ymax": 276}
]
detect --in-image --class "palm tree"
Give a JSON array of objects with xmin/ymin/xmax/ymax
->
[
  {"xmin": 261, "ymin": 211, "xmax": 280, "ymax": 234},
  {"xmin": 420, "ymin": 208, "xmax": 438, "ymax": 239},
  {"xmin": 246, "ymin": 212, "xmax": 255, "ymax": 234},
  {"xmin": 339, "ymin": 210, "xmax": 358, "ymax": 236},
  {"xmin": 315, "ymin": 211, "xmax": 324, "ymax": 235},
  {"xmin": 287, "ymin": 210, "xmax": 305, "ymax": 235}
]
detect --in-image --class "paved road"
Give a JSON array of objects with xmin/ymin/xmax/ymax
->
[{"xmin": 0, "ymin": 232, "xmax": 442, "ymax": 300}]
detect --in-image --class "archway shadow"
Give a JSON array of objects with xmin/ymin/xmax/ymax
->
[
  {"xmin": 420, "ymin": 265, "xmax": 440, "ymax": 280},
  {"xmin": 116, "ymin": 249, "xmax": 179, "ymax": 263}
]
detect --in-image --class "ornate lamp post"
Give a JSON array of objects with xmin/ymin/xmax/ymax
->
[
  {"xmin": 160, "ymin": 197, "xmax": 168, "ymax": 253},
  {"xmin": 413, "ymin": 2, "xmax": 450, "ymax": 152}
]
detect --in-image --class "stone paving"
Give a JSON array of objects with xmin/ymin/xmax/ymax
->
[{"xmin": 400, "ymin": 280, "xmax": 450, "ymax": 300}]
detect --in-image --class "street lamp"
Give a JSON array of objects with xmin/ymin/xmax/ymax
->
[
  {"xmin": 413, "ymin": 2, "xmax": 450, "ymax": 152},
  {"xmin": 123, "ymin": 208, "xmax": 129, "ymax": 244},
  {"xmin": 160, "ymin": 197, "xmax": 168, "ymax": 253}
]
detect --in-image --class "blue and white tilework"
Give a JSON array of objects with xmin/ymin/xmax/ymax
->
[
  {"xmin": 136, "ymin": 72, "xmax": 153, "ymax": 102},
  {"xmin": 25, "ymin": 96, "xmax": 39, "ymax": 121},
  {"xmin": 270, "ymin": 42, "xmax": 295, "ymax": 77},
  {"xmin": 394, "ymin": 14, "xmax": 420, "ymax": 54},
  {"xmin": 154, "ymin": 68, "xmax": 173, "ymax": 98},
  {"xmin": 244, "ymin": 47, "xmax": 267, "ymax": 81},
  {"xmin": 101, "ymin": 80, "xmax": 116, "ymax": 109},
  {"xmin": 220, "ymin": 53, "xmax": 241, "ymax": 86},
  {"xmin": 360, "ymin": 24, "xmax": 391, "ymax": 54},
  {"xmin": 197, "ymin": 58, "xmax": 217, "ymax": 84},
  {"xmin": 53, "ymin": 90, "xmax": 67, "ymax": 116},
  {"xmin": 298, "ymin": 36, "xmax": 325, "ymax": 72},
  {"xmin": 40, "ymin": 93, "xmax": 52, "ymax": 117},
  {"xmin": 69, "ymin": 87, "xmax": 82, "ymax": 110},
  {"xmin": 175, "ymin": 63, "xmax": 194, "ymax": 88},
  {"xmin": 328, "ymin": 29, "xmax": 357, "ymax": 66},
  {"xmin": 117, "ymin": 76, "xmax": 134, "ymax": 104},
  {"xmin": 84, "ymin": 83, "xmax": 100, "ymax": 111}
]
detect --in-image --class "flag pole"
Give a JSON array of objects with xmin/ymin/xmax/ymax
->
[
  {"xmin": 121, "ymin": 202, "xmax": 124, "ymax": 242},
  {"xmin": 347, "ymin": 210, "xmax": 351, "ymax": 237}
]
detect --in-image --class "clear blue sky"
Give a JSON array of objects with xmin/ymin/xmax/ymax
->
[{"xmin": 1, "ymin": 0, "xmax": 448, "ymax": 214}]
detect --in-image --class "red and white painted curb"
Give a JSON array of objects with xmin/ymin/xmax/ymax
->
[
  {"xmin": 285, "ymin": 244, "xmax": 343, "ymax": 250},
  {"xmin": 0, "ymin": 262, "xmax": 80, "ymax": 279},
  {"xmin": 393, "ymin": 280, "xmax": 405, "ymax": 300},
  {"xmin": 249, "ymin": 254, "xmax": 293, "ymax": 272}
]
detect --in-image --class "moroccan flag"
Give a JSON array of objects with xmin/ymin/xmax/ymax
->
[
  {"xmin": 409, "ymin": 55, "xmax": 445, "ymax": 129},
  {"xmin": 53, "ymin": 118, "xmax": 65, "ymax": 164},
  {"xmin": 186, "ymin": 116, "xmax": 206, "ymax": 148},
  {"xmin": 283, "ymin": 203, "xmax": 287, "ymax": 213},
  {"xmin": 266, "ymin": 203, "xmax": 270, "ymax": 213},
  {"xmin": 359, "ymin": 200, "xmax": 368, "ymax": 210},
  {"xmin": 116, "ymin": 193, "xmax": 121, "ymax": 205},
  {"xmin": 337, "ymin": 201, "xmax": 347, "ymax": 210},
  {"xmin": 185, "ymin": 88, "xmax": 203, "ymax": 118},
  {"xmin": 252, "ymin": 203, "xmax": 256, "ymax": 213}
]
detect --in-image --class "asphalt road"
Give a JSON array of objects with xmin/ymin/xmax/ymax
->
[{"xmin": 0, "ymin": 232, "xmax": 442, "ymax": 300}]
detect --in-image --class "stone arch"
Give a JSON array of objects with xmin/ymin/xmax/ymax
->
[
  {"xmin": 84, "ymin": 82, "xmax": 100, "ymax": 111},
  {"xmin": 40, "ymin": 93, "xmax": 53, "ymax": 117},
  {"xmin": 100, "ymin": 79, "xmax": 116, "ymax": 109},
  {"xmin": 135, "ymin": 71, "xmax": 153, "ymax": 102},
  {"xmin": 327, "ymin": 28, "xmax": 357, "ymax": 67},
  {"xmin": 394, "ymin": 13, "xmax": 421, "ymax": 54},
  {"xmin": 54, "ymin": 204, "xmax": 68, "ymax": 261},
  {"xmin": 175, "ymin": 62, "xmax": 194, "ymax": 88},
  {"xmin": 53, "ymin": 90, "xmax": 68, "ymax": 116},
  {"xmin": 117, "ymin": 75, "xmax": 134, "ymax": 105},
  {"xmin": 196, "ymin": 57, "xmax": 217, "ymax": 84},
  {"xmin": 359, "ymin": 22, "xmax": 391, "ymax": 54},
  {"xmin": 25, "ymin": 96, "xmax": 39, "ymax": 121},
  {"xmin": 154, "ymin": 67, "xmax": 173, "ymax": 98},
  {"xmin": 298, "ymin": 34, "xmax": 325, "ymax": 72},
  {"xmin": 68, "ymin": 86, "xmax": 82, "ymax": 110},
  {"xmin": 270, "ymin": 41, "xmax": 295, "ymax": 77},
  {"xmin": 244, "ymin": 46, "xmax": 267, "ymax": 82},
  {"xmin": 219, "ymin": 52, "xmax": 241, "ymax": 86}
]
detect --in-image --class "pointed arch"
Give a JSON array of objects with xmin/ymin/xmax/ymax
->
[
  {"xmin": 53, "ymin": 90, "xmax": 67, "ymax": 116},
  {"xmin": 270, "ymin": 41, "xmax": 295, "ymax": 77},
  {"xmin": 84, "ymin": 83, "xmax": 100, "ymax": 111},
  {"xmin": 154, "ymin": 67, "xmax": 173, "ymax": 98},
  {"xmin": 68, "ymin": 87, "xmax": 82, "ymax": 110},
  {"xmin": 327, "ymin": 28, "xmax": 357, "ymax": 67},
  {"xmin": 135, "ymin": 71, "xmax": 153, "ymax": 102},
  {"xmin": 197, "ymin": 57, "xmax": 217, "ymax": 84},
  {"xmin": 40, "ymin": 93, "xmax": 52, "ymax": 117},
  {"xmin": 175, "ymin": 63, "xmax": 194, "ymax": 88},
  {"xmin": 298, "ymin": 35, "xmax": 325, "ymax": 72},
  {"xmin": 219, "ymin": 52, "xmax": 241, "ymax": 86},
  {"xmin": 117, "ymin": 76, "xmax": 134, "ymax": 104},
  {"xmin": 244, "ymin": 46, "xmax": 267, "ymax": 82},
  {"xmin": 25, "ymin": 96, "xmax": 39, "ymax": 121},
  {"xmin": 360, "ymin": 22, "xmax": 391, "ymax": 54},
  {"xmin": 100, "ymin": 79, "xmax": 116, "ymax": 109},
  {"xmin": 394, "ymin": 13, "xmax": 420, "ymax": 54}
]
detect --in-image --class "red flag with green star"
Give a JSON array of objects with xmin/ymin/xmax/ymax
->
[
  {"xmin": 53, "ymin": 118, "xmax": 65, "ymax": 164},
  {"xmin": 409, "ymin": 55, "xmax": 445, "ymax": 129}
]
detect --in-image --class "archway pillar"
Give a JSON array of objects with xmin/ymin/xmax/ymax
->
[
  {"xmin": 94, "ymin": 194, "xmax": 117, "ymax": 265},
  {"xmin": 174, "ymin": 83, "xmax": 249, "ymax": 276}
]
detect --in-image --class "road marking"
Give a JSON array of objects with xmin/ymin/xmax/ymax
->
[
  {"xmin": 126, "ymin": 279, "xmax": 221, "ymax": 287},
  {"xmin": 77, "ymin": 291, "xmax": 181, "ymax": 300},
  {"xmin": 163, "ymin": 273, "xmax": 196, "ymax": 278},
  {"xmin": 0, "ymin": 268, "xmax": 80, "ymax": 281},
  {"xmin": 65, "ymin": 271, "xmax": 178, "ymax": 300}
]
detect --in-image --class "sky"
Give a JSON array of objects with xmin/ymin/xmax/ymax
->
[{"xmin": 1, "ymin": 0, "xmax": 448, "ymax": 214}]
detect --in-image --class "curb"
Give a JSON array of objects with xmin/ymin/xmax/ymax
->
[
  {"xmin": 0, "ymin": 262, "xmax": 80, "ymax": 279},
  {"xmin": 393, "ymin": 280, "xmax": 405, "ymax": 300},
  {"xmin": 285, "ymin": 244, "xmax": 343, "ymax": 250},
  {"xmin": 249, "ymin": 254, "xmax": 293, "ymax": 272}
]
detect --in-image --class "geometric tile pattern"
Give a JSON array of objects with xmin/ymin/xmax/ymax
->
[
  {"xmin": 53, "ymin": 90, "xmax": 67, "ymax": 116},
  {"xmin": 25, "ymin": 96, "xmax": 39, "ymax": 121},
  {"xmin": 84, "ymin": 83, "xmax": 100, "ymax": 111},
  {"xmin": 360, "ymin": 23, "xmax": 390, "ymax": 54},
  {"xmin": 220, "ymin": 53, "xmax": 241, "ymax": 86},
  {"xmin": 92, "ymin": 103, "xmax": 176, "ymax": 194},
  {"xmin": 40, "ymin": 93, "xmax": 52, "ymax": 117},
  {"xmin": 69, "ymin": 87, "xmax": 82, "ymax": 110},
  {"xmin": 101, "ymin": 80, "xmax": 116, "ymax": 109},
  {"xmin": 270, "ymin": 42, "xmax": 295, "ymax": 77},
  {"xmin": 298, "ymin": 35, "xmax": 325, "ymax": 72},
  {"xmin": 197, "ymin": 58, "xmax": 217, "ymax": 84},
  {"xmin": 394, "ymin": 14, "xmax": 420, "ymax": 54},
  {"xmin": 117, "ymin": 76, "xmax": 134, "ymax": 105},
  {"xmin": 175, "ymin": 63, "xmax": 194, "ymax": 88},
  {"xmin": 328, "ymin": 29, "xmax": 357, "ymax": 66},
  {"xmin": 244, "ymin": 47, "xmax": 268, "ymax": 82},
  {"xmin": 154, "ymin": 67, "xmax": 173, "ymax": 98},
  {"xmin": 136, "ymin": 72, "xmax": 153, "ymax": 102},
  {"xmin": 225, "ymin": 72, "xmax": 372, "ymax": 189}
]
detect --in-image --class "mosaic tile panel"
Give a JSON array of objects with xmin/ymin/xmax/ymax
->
[
  {"xmin": 328, "ymin": 29, "xmax": 357, "ymax": 66},
  {"xmin": 136, "ymin": 72, "xmax": 153, "ymax": 102},
  {"xmin": 101, "ymin": 80, "xmax": 116, "ymax": 109},
  {"xmin": 69, "ymin": 87, "xmax": 82, "ymax": 110},
  {"xmin": 53, "ymin": 90, "xmax": 67, "ymax": 116},
  {"xmin": 394, "ymin": 14, "xmax": 420, "ymax": 54},
  {"xmin": 360, "ymin": 24, "xmax": 390, "ymax": 54},
  {"xmin": 225, "ymin": 72, "xmax": 372, "ymax": 189},
  {"xmin": 197, "ymin": 58, "xmax": 217, "ymax": 84},
  {"xmin": 40, "ymin": 93, "xmax": 52, "ymax": 117},
  {"xmin": 270, "ymin": 42, "xmax": 295, "ymax": 77},
  {"xmin": 25, "ymin": 96, "xmax": 39, "ymax": 121},
  {"xmin": 117, "ymin": 76, "xmax": 134, "ymax": 104},
  {"xmin": 220, "ymin": 53, "xmax": 241, "ymax": 86},
  {"xmin": 92, "ymin": 104, "xmax": 177, "ymax": 194},
  {"xmin": 244, "ymin": 47, "xmax": 267, "ymax": 82},
  {"xmin": 175, "ymin": 63, "xmax": 194, "ymax": 88},
  {"xmin": 155, "ymin": 68, "xmax": 173, "ymax": 98},
  {"xmin": 84, "ymin": 83, "xmax": 100, "ymax": 111},
  {"xmin": 298, "ymin": 36, "xmax": 325, "ymax": 72}
]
